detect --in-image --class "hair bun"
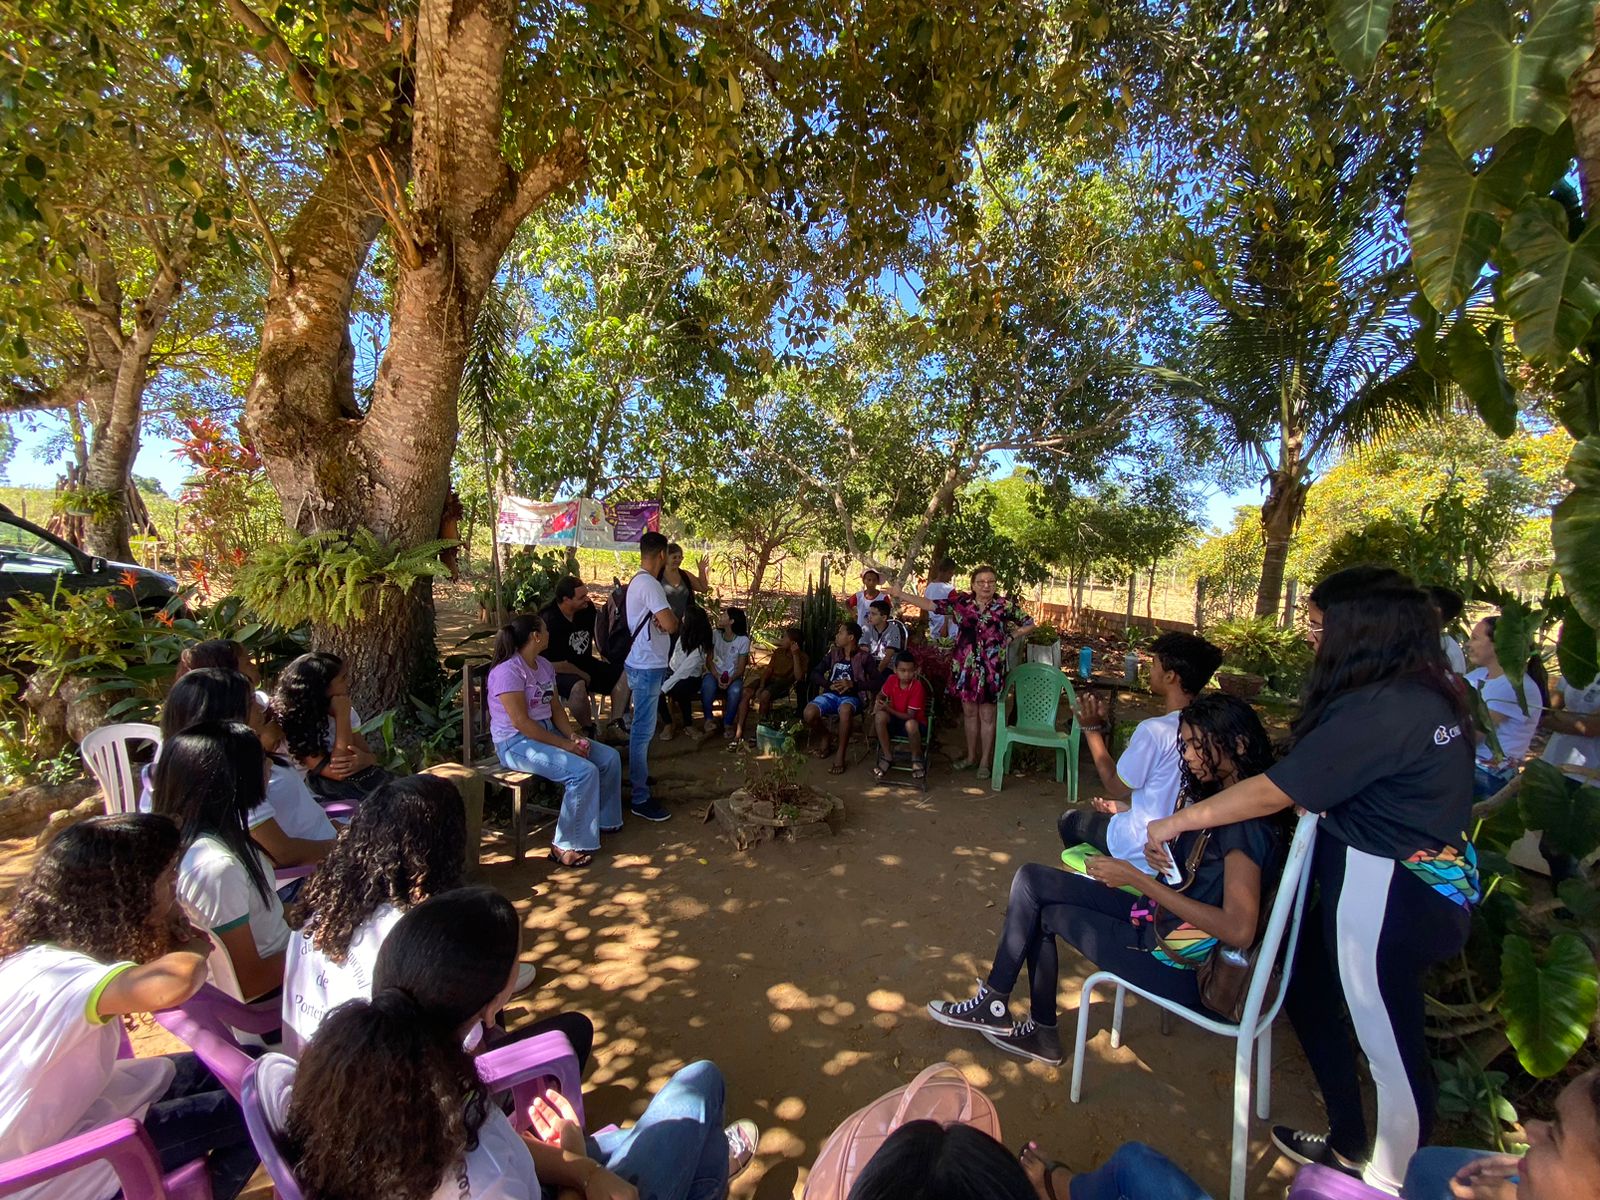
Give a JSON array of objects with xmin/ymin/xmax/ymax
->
[{"xmin": 370, "ymin": 986, "xmax": 426, "ymax": 1020}]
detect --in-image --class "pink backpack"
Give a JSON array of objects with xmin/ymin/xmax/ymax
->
[{"xmin": 802, "ymin": 1063, "xmax": 1002, "ymax": 1200}]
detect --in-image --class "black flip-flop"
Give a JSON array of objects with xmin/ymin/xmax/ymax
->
[{"xmin": 1018, "ymin": 1142, "xmax": 1069, "ymax": 1200}]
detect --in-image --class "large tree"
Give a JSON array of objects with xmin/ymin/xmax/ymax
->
[{"xmin": 182, "ymin": 0, "xmax": 1050, "ymax": 711}]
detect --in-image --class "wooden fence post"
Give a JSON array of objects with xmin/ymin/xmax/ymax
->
[{"xmin": 1282, "ymin": 579, "xmax": 1299, "ymax": 629}]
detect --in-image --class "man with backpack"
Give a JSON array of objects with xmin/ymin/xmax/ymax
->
[{"xmin": 618, "ymin": 531, "xmax": 677, "ymax": 822}]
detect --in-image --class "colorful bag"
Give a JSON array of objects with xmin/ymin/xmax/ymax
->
[{"xmin": 802, "ymin": 1063, "xmax": 1001, "ymax": 1200}]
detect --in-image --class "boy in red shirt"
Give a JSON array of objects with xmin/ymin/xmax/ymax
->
[{"xmin": 874, "ymin": 651, "xmax": 930, "ymax": 781}]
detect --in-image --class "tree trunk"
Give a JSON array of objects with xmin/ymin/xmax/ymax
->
[
  {"xmin": 1256, "ymin": 470, "xmax": 1310, "ymax": 619},
  {"xmin": 749, "ymin": 540, "xmax": 775, "ymax": 597},
  {"xmin": 1145, "ymin": 567, "xmax": 1155, "ymax": 623},
  {"xmin": 1572, "ymin": 10, "xmax": 1600, "ymax": 218},
  {"xmin": 1124, "ymin": 572, "xmax": 1136, "ymax": 630},
  {"xmin": 894, "ymin": 458, "xmax": 966, "ymax": 587},
  {"xmin": 240, "ymin": 0, "xmax": 586, "ymax": 716}
]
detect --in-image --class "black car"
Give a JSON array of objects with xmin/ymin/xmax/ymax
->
[{"xmin": 0, "ymin": 503, "xmax": 178, "ymax": 609}]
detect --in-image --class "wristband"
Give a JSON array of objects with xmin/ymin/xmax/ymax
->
[{"xmin": 1080, "ymin": 723, "xmax": 1107, "ymax": 734}]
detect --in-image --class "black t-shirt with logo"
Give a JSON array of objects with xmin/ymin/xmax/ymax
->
[
  {"xmin": 1266, "ymin": 679, "xmax": 1474, "ymax": 859},
  {"xmin": 541, "ymin": 603, "xmax": 599, "ymax": 669}
]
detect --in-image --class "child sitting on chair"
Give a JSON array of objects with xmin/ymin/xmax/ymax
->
[
  {"xmin": 803, "ymin": 621, "xmax": 879, "ymax": 775},
  {"xmin": 874, "ymin": 651, "xmax": 930, "ymax": 781},
  {"xmin": 734, "ymin": 625, "xmax": 810, "ymax": 742}
]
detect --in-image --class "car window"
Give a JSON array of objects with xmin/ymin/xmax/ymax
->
[{"xmin": 0, "ymin": 518, "xmax": 75, "ymax": 573}]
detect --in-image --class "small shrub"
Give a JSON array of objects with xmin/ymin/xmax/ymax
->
[
  {"xmin": 1206, "ymin": 616, "xmax": 1311, "ymax": 692},
  {"xmin": 236, "ymin": 530, "xmax": 453, "ymax": 628}
]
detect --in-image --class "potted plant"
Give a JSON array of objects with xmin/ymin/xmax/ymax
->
[
  {"xmin": 1216, "ymin": 666, "xmax": 1267, "ymax": 699},
  {"xmin": 1025, "ymin": 622, "xmax": 1062, "ymax": 668}
]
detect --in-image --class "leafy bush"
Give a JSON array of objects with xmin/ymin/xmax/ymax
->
[
  {"xmin": 1205, "ymin": 616, "xmax": 1311, "ymax": 691},
  {"xmin": 1, "ymin": 583, "xmax": 167, "ymax": 691},
  {"xmin": 743, "ymin": 593, "xmax": 794, "ymax": 647},
  {"xmin": 496, "ymin": 547, "xmax": 568, "ymax": 614},
  {"xmin": 1027, "ymin": 622, "xmax": 1060, "ymax": 646},
  {"xmin": 236, "ymin": 530, "xmax": 453, "ymax": 628}
]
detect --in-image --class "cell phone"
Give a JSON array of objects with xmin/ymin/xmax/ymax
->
[{"xmin": 1160, "ymin": 843, "xmax": 1183, "ymax": 886}]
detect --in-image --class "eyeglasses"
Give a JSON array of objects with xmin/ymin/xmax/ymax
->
[{"xmin": 1306, "ymin": 622, "xmax": 1323, "ymax": 636}]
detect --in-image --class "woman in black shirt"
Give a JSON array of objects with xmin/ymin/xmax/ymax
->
[
  {"xmin": 1147, "ymin": 571, "xmax": 1476, "ymax": 1193},
  {"xmin": 926, "ymin": 694, "xmax": 1283, "ymax": 1067}
]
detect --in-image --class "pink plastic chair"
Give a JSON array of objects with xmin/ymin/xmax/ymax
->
[
  {"xmin": 0, "ymin": 1118, "xmax": 212, "ymax": 1200},
  {"xmin": 1287, "ymin": 1164, "xmax": 1392, "ymax": 1200},
  {"xmin": 153, "ymin": 984, "xmax": 283, "ymax": 1102},
  {"xmin": 242, "ymin": 1031, "xmax": 586, "ymax": 1198}
]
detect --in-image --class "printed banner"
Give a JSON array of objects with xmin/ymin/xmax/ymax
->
[
  {"xmin": 578, "ymin": 499, "xmax": 661, "ymax": 550},
  {"xmin": 496, "ymin": 496, "xmax": 661, "ymax": 549},
  {"xmin": 496, "ymin": 497, "xmax": 580, "ymax": 547}
]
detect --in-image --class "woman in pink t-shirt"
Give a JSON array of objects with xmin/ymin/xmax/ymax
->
[{"xmin": 487, "ymin": 614, "xmax": 623, "ymax": 867}]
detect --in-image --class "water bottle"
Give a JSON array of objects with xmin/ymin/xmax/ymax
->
[{"xmin": 1077, "ymin": 645, "xmax": 1094, "ymax": 679}]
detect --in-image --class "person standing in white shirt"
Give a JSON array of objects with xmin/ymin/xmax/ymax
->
[
  {"xmin": 1465, "ymin": 614, "xmax": 1546, "ymax": 797},
  {"xmin": 624, "ymin": 531, "xmax": 679, "ymax": 822},
  {"xmin": 1062, "ymin": 632, "xmax": 1224, "ymax": 875},
  {"xmin": 0, "ymin": 814, "xmax": 258, "ymax": 1200},
  {"xmin": 287, "ymin": 887, "xmax": 758, "ymax": 1200},
  {"xmin": 923, "ymin": 558, "xmax": 959, "ymax": 641},
  {"xmin": 1537, "ymin": 672, "xmax": 1600, "ymax": 883}
]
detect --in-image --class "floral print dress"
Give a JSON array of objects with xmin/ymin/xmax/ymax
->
[{"xmin": 934, "ymin": 591, "xmax": 1031, "ymax": 704}]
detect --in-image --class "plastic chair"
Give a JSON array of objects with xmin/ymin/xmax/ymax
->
[
  {"xmin": 1287, "ymin": 1163, "xmax": 1391, "ymax": 1199},
  {"xmin": 80, "ymin": 723, "xmax": 162, "ymax": 814},
  {"xmin": 242, "ymin": 1032, "xmax": 585, "ymax": 1199},
  {"xmin": 990, "ymin": 663, "xmax": 1079, "ymax": 799},
  {"xmin": 1068, "ymin": 810, "xmax": 1320, "ymax": 1200},
  {"xmin": 0, "ymin": 1117, "xmax": 212, "ymax": 1200},
  {"xmin": 154, "ymin": 984, "xmax": 284, "ymax": 1100}
]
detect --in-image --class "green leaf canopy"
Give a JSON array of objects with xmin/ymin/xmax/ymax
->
[
  {"xmin": 1496, "ymin": 199, "xmax": 1600, "ymax": 365},
  {"xmin": 1435, "ymin": 0, "xmax": 1596, "ymax": 158},
  {"xmin": 1323, "ymin": 0, "xmax": 1396, "ymax": 76},
  {"xmin": 1405, "ymin": 135, "xmax": 1537, "ymax": 313},
  {"xmin": 1553, "ymin": 438, "xmax": 1600, "ymax": 629}
]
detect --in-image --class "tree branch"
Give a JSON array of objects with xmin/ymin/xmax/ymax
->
[{"xmin": 224, "ymin": 0, "xmax": 318, "ymax": 108}]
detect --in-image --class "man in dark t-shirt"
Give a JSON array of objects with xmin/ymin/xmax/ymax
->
[{"xmin": 541, "ymin": 576, "xmax": 625, "ymax": 737}]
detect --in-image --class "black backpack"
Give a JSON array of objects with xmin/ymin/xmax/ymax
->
[{"xmin": 599, "ymin": 576, "xmax": 652, "ymax": 663}]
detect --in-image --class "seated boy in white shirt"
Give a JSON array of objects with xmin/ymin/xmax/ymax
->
[{"xmin": 1061, "ymin": 632, "xmax": 1224, "ymax": 875}]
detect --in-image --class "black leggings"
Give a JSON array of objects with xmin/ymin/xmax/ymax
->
[
  {"xmin": 1285, "ymin": 839, "xmax": 1471, "ymax": 1191},
  {"xmin": 985, "ymin": 863, "xmax": 1201, "ymax": 1026},
  {"xmin": 1058, "ymin": 809, "xmax": 1112, "ymax": 852}
]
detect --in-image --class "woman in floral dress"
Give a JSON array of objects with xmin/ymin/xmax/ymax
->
[{"xmin": 890, "ymin": 565, "xmax": 1033, "ymax": 776}]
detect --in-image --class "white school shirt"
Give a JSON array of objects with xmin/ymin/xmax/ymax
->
[
  {"xmin": 428, "ymin": 1108, "xmax": 541, "ymax": 1200},
  {"xmin": 925, "ymin": 581, "xmax": 957, "ymax": 639},
  {"xmin": 176, "ymin": 835, "xmax": 292, "ymax": 999},
  {"xmin": 624, "ymin": 572, "xmax": 672, "ymax": 670},
  {"xmin": 664, "ymin": 642, "xmax": 708, "ymax": 692},
  {"xmin": 1543, "ymin": 677, "xmax": 1600, "ymax": 784},
  {"xmin": 251, "ymin": 763, "xmax": 338, "ymax": 841},
  {"xmin": 1466, "ymin": 668, "xmax": 1541, "ymax": 767},
  {"xmin": 1103, "ymin": 711, "xmax": 1182, "ymax": 874},
  {"xmin": 1440, "ymin": 634, "xmax": 1467, "ymax": 674},
  {"xmin": 711, "ymin": 633, "xmax": 751, "ymax": 679},
  {"xmin": 281, "ymin": 904, "xmax": 404, "ymax": 1056},
  {"xmin": 0, "ymin": 946, "xmax": 176, "ymax": 1200},
  {"xmin": 849, "ymin": 589, "xmax": 886, "ymax": 626}
]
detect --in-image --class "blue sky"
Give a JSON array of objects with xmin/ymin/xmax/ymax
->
[{"xmin": 3, "ymin": 411, "xmax": 1264, "ymax": 534}]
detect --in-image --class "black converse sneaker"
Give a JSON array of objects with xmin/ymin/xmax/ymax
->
[
  {"xmin": 1270, "ymin": 1127, "xmax": 1364, "ymax": 1178},
  {"xmin": 983, "ymin": 1019, "xmax": 1064, "ymax": 1065},
  {"xmin": 927, "ymin": 981, "xmax": 1012, "ymax": 1032}
]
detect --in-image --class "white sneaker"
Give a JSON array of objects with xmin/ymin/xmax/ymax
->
[{"xmin": 725, "ymin": 1119, "xmax": 759, "ymax": 1181}]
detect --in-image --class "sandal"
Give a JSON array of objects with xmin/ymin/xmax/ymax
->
[
  {"xmin": 549, "ymin": 846, "xmax": 593, "ymax": 867},
  {"xmin": 1018, "ymin": 1143, "xmax": 1070, "ymax": 1200},
  {"xmin": 874, "ymin": 753, "xmax": 892, "ymax": 780},
  {"xmin": 911, "ymin": 757, "xmax": 928, "ymax": 780},
  {"xmin": 828, "ymin": 762, "xmax": 847, "ymax": 775},
  {"xmin": 951, "ymin": 756, "xmax": 976, "ymax": 771}
]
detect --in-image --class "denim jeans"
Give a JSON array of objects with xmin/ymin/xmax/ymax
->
[
  {"xmin": 1473, "ymin": 761, "xmax": 1517, "ymax": 800},
  {"xmin": 495, "ymin": 723, "xmax": 623, "ymax": 851},
  {"xmin": 588, "ymin": 1060, "xmax": 728, "ymax": 1200},
  {"xmin": 1068, "ymin": 1142, "xmax": 1211, "ymax": 1200},
  {"xmin": 700, "ymin": 676, "xmax": 744, "ymax": 730},
  {"xmin": 128, "ymin": 1053, "xmax": 258, "ymax": 1200},
  {"xmin": 1402, "ymin": 1147, "xmax": 1499, "ymax": 1198},
  {"xmin": 626, "ymin": 667, "xmax": 667, "ymax": 809}
]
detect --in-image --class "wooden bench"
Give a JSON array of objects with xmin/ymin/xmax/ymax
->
[{"xmin": 461, "ymin": 661, "xmax": 560, "ymax": 861}]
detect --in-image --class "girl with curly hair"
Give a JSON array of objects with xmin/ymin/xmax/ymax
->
[
  {"xmin": 282, "ymin": 774, "xmax": 586, "ymax": 1063},
  {"xmin": 288, "ymin": 886, "xmax": 756, "ymax": 1200},
  {"xmin": 147, "ymin": 668, "xmax": 335, "ymax": 871},
  {"xmin": 927, "ymin": 693, "xmax": 1284, "ymax": 1067},
  {"xmin": 0, "ymin": 814, "xmax": 259, "ymax": 1200},
  {"xmin": 271, "ymin": 651, "xmax": 391, "ymax": 802},
  {"xmin": 152, "ymin": 720, "xmax": 291, "ymax": 1001}
]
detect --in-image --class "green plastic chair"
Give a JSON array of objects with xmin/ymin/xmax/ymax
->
[{"xmin": 991, "ymin": 661, "xmax": 1080, "ymax": 799}]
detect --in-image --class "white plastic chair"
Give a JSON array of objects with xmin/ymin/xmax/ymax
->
[
  {"xmin": 1069, "ymin": 809, "xmax": 1319, "ymax": 1200},
  {"xmin": 79, "ymin": 723, "xmax": 162, "ymax": 815}
]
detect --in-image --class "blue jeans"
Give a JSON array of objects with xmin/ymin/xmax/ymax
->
[
  {"xmin": 700, "ymin": 676, "xmax": 745, "ymax": 730},
  {"xmin": 626, "ymin": 667, "xmax": 667, "ymax": 809},
  {"xmin": 126, "ymin": 1053, "xmax": 258, "ymax": 1200},
  {"xmin": 495, "ymin": 724, "xmax": 623, "ymax": 852},
  {"xmin": 1069, "ymin": 1143, "xmax": 1210, "ymax": 1200},
  {"xmin": 1403, "ymin": 1147, "xmax": 1500, "ymax": 1198},
  {"xmin": 588, "ymin": 1060, "xmax": 728, "ymax": 1200},
  {"xmin": 1473, "ymin": 761, "xmax": 1517, "ymax": 800}
]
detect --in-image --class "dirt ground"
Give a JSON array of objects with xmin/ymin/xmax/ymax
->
[{"xmin": 0, "ymin": 600, "xmax": 1329, "ymax": 1197}]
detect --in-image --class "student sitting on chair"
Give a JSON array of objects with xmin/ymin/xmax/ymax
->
[
  {"xmin": 861, "ymin": 598, "xmax": 909, "ymax": 666},
  {"xmin": 733, "ymin": 625, "xmax": 809, "ymax": 742},
  {"xmin": 873, "ymin": 651, "xmax": 930, "ymax": 782},
  {"xmin": 1061, "ymin": 632, "xmax": 1222, "ymax": 876},
  {"xmin": 927, "ymin": 694, "xmax": 1283, "ymax": 1066},
  {"xmin": 803, "ymin": 621, "xmax": 879, "ymax": 775},
  {"xmin": 702, "ymin": 606, "xmax": 751, "ymax": 741}
]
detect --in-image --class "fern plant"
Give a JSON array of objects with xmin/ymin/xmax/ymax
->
[{"xmin": 236, "ymin": 530, "xmax": 454, "ymax": 629}]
